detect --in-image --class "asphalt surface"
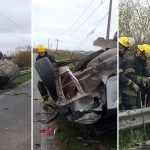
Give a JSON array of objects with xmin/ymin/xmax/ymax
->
[{"xmin": 0, "ymin": 81, "xmax": 31, "ymax": 150}]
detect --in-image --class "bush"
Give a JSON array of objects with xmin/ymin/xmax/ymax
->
[{"xmin": 13, "ymin": 46, "xmax": 31, "ymax": 68}]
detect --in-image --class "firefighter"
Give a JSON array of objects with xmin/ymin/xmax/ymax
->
[
  {"xmin": 122, "ymin": 44, "xmax": 150, "ymax": 110},
  {"xmin": 119, "ymin": 37, "xmax": 139, "ymax": 110},
  {"xmin": 36, "ymin": 44, "xmax": 57, "ymax": 111}
]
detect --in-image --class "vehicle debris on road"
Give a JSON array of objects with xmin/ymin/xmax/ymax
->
[
  {"xmin": 40, "ymin": 126, "xmax": 53, "ymax": 133},
  {"xmin": 47, "ymin": 136, "xmax": 54, "ymax": 140},
  {"xmin": 35, "ymin": 143, "xmax": 40, "ymax": 148}
]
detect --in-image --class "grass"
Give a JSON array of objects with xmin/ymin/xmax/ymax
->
[
  {"xmin": 54, "ymin": 54, "xmax": 64, "ymax": 61},
  {"xmin": 55, "ymin": 117, "xmax": 117, "ymax": 150},
  {"xmin": 12, "ymin": 72, "xmax": 31, "ymax": 85},
  {"xmin": 52, "ymin": 53, "xmax": 77, "ymax": 69},
  {"xmin": 119, "ymin": 126, "xmax": 150, "ymax": 150},
  {"xmin": 48, "ymin": 50, "xmax": 85, "ymax": 60},
  {"xmin": 48, "ymin": 49, "xmax": 84, "ymax": 60}
]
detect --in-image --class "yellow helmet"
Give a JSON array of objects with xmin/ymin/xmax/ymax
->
[
  {"xmin": 137, "ymin": 44, "xmax": 150, "ymax": 58},
  {"xmin": 118, "ymin": 37, "xmax": 135, "ymax": 48},
  {"xmin": 37, "ymin": 44, "xmax": 46, "ymax": 52}
]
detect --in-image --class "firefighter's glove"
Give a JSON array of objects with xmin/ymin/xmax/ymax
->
[
  {"xmin": 133, "ymin": 83, "xmax": 140, "ymax": 92},
  {"xmin": 40, "ymin": 99, "xmax": 44, "ymax": 104}
]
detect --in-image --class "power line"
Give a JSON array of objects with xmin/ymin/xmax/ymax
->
[
  {"xmin": 72, "ymin": 7, "xmax": 117, "ymax": 54},
  {"xmin": 84, "ymin": 6, "xmax": 117, "ymax": 33},
  {"xmin": 0, "ymin": 28, "xmax": 22, "ymax": 41},
  {"xmin": 0, "ymin": 28, "xmax": 25, "ymax": 44},
  {"xmin": 75, "ymin": 14, "xmax": 108, "ymax": 50},
  {"xmin": 66, "ymin": 6, "xmax": 117, "ymax": 59},
  {"xmin": 75, "ymin": 30, "xmax": 94, "ymax": 50},
  {"xmin": 62, "ymin": 6, "xmax": 117, "ymax": 42},
  {"xmin": 63, "ymin": 0, "xmax": 108, "ymax": 41},
  {"xmin": 78, "ymin": 7, "xmax": 117, "ymax": 50},
  {"xmin": 68, "ymin": 29, "xmax": 96, "ymax": 58},
  {"xmin": 74, "ymin": 7, "xmax": 117, "ymax": 50},
  {"xmin": 0, "ymin": 26, "xmax": 30, "ymax": 43},
  {"xmin": 64, "ymin": 0, "xmax": 96, "ymax": 34},
  {"xmin": 64, "ymin": 12, "xmax": 108, "ymax": 41},
  {"xmin": 80, "ymin": 14, "xmax": 108, "ymax": 33},
  {"xmin": 0, "ymin": 12, "xmax": 30, "ymax": 33},
  {"xmin": 66, "ymin": 27, "xmax": 96, "ymax": 59},
  {"xmin": 0, "ymin": 28, "xmax": 16, "ymax": 39}
]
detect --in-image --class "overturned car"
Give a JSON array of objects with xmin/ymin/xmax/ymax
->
[
  {"xmin": 0, "ymin": 52, "xmax": 20, "ymax": 89},
  {"xmin": 35, "ymin": 35, "xmax": 117, "ymax": 132}
]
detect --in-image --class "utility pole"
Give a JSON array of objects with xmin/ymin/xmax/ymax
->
[
  {"xmin": 50, "ymin": 44, "xmax": 52, "ymax": 50},
  {"xmin": 106, "ymin": 0, "xmax": 112, "ymax": 49},
  {"xmin": 48, "ymin": 38, "xmax": 49, "ymax": 50},
  {"xmin": 55, "ymin": 38, "xmax": 59, "ymax": 52}
]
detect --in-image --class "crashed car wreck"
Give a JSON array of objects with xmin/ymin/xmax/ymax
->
[
  {"xmin": 35, "ymin": 35, "xmax": 117, "ymax": 133},
  {"xmin": 0, "ymin": 52, "xmax": 20, "ymax": 89}
]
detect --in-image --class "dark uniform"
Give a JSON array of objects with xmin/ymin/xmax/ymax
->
[
  {"xmin": 36, "ymin": 52, "xmax": 57, "ymax": 101},
  {"xmin": 142, "ymin": 65, "xmax": 150, "ymax": 106},
  {"xmin": 119, "ymin": 52, "xmax": 134, "ymax": 110},
  {"xmin": 122, "ymin": 55, "xmax": 150, "ymax": 110}
]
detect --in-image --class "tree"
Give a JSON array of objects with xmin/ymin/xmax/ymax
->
[{"xmin": 119, "ymin": 0, "xmax": 150, "ymax": 44}]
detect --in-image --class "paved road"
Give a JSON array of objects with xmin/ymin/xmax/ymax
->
[
  {"xmin": 33, "ymin": 53, "xmax": 42, "ymax": 150},
  {"xmin": 0, "ymin": 81, "xmax": 31, "ymax": 150}
]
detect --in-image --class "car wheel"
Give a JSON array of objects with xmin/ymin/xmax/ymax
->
[{"xmin": 34, "ymin": 57, "xmax": 57, "ymax": 101}]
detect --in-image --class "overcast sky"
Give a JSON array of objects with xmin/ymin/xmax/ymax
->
[
  {"xmin": 0, "ymin": 0, "xmax": 117, "ymax": 54},
  {"xmin": 0, "ymin": 0, "xmax": 31, "ymax": 54},
  {"xmin": 33, "ymin": 0, "xmax": 117, "ymax": 51}
]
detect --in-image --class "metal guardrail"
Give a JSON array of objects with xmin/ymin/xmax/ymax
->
[
  {"xmin": 19, "ymin": 69, "xmax": 31, "ymax": 76},
  {"xmin": 119, "ymin": 107, "xmax": 150, "ymax": 131}
]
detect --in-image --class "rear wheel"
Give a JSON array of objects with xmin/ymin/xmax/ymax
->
[{"xmin": 34, "ymin": 57, "xmax": 57, "ymax": 101}]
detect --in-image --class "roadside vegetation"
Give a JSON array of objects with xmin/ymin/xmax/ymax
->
[
  {"xmin": 12, "ymin": 46, "xmax": 31, "ymax": 69},
  {"xmin": 55, "ymin": 116, "xmax": 117, "ymax": 150},
  {"xmin": 119, "ymin": 127, "xmax": 150, "ymax": 150},
  {"xmin": 48, "ymin": 49, "xmax": 86, "ymax": 60}
]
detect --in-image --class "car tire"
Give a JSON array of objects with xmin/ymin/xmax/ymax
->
[{"xmin": 34, "ymin": 57, "xmax": 57, "ymax": 101}]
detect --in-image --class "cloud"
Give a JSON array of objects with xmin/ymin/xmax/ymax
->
[
  {"xmin": 0, "ymin": 0, "xmax": 117, "ymax": 53},
  {"xmin": 0, "ymin": 0, "xmax": 31, "ymax": 53},
  {"xmin": 33, "ymin": 0, "xmax": 117, "ymax": 51}
]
